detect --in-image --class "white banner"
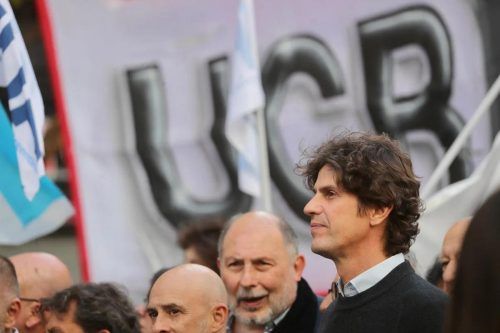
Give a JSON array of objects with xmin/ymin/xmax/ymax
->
[{"xmin": 43, "ymin": 0, "xmax": 491, "ymax": 302}]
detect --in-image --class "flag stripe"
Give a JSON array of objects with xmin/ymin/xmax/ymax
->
[
  {"xmin": 0, "ymin": 21, "xmax": 13, "ymax": 52},
  {"xmin": 11, "ymin": 101, "xmax": 42, "ymax": 158},
  {"xmin": 7, "ymin": 67, "xmax": 26, "ymax": 98}
]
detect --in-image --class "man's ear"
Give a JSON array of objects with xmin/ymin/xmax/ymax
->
[
  {"xmin": 293, "ymin": 255, "xmax": 306, "ymax": 281},
  {"xmin": 4, "ymin": 298, "xmax": 21, "ymax": 329},
  {"xmin": 210, "ymin": 304, "xmax": 229, "ymax": 332},
  {"xmin": 369, "ymin": 206, "xmax": 393, "ymax": 227},
  {"xmin": 25, "ymin": 302, "xmax": 42, "ymax": 328}
]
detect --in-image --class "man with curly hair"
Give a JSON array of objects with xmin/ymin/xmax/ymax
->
[
  {"xmin": 300, "ymin": 132, "xmax": 447, "ymax": 333},
  {"xmin": 43, "ymin": 283, "xmax": 140, "ymax": 333}
]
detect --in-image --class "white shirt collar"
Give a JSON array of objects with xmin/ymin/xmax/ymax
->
[{"xmin": 337, "ymin": 253, "xmax": 405, "ymax": 297}]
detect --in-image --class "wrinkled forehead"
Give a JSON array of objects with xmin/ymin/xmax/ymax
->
[
  {"xmin": 149, "ymin": 275, "xmax": 201, "ymax": 306},
  {"xmin": 147, "ymin": 292, "xmax": 209, "ymax": 317},
  {"xmin": 222, "ymin": 230, "xmax": 290, "ymax": 261}
]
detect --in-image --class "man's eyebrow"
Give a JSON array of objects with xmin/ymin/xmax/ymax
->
[
  {"xmin": 224, "ymin": 256, "xmax": 242, "ymax": 261},
  {"xmin": 225, "ymin": 256, "xmax": 274, "ymax": 263},
  {"xmin": 148, "ymin": 303, "xmax": 187, "ymax": 312},
  {"xmin": 251, "ymin": 256, "xmax": 275, "ymax": 262},
  {"xmin": 161, "ymin": 303, "xmax": 187, "ymax": 312},
  {"xmin": 316, "ymin": 184, "xmax": 338, "ymax": 193}
]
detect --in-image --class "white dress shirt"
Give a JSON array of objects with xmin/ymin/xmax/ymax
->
[{"xmin": 337, "ymin": 253, "xmax": 405, "ymax": 297}]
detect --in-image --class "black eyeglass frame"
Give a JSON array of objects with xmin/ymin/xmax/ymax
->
[{"xmin": 19, "ymin": 297, "xmax": 41, "ymax": 303}]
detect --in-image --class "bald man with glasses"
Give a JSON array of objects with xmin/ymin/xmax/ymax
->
[{"xmin": 10, "ymin": 253, "xmax": 72, "ymax": 333}]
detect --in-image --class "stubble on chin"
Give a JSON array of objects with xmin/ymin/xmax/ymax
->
[{"xmin": 234, "ymin": 305, "xmax": 274, "ymax": 326}]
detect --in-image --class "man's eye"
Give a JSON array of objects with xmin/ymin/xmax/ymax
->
[
  {"xmin": 258, "ymin": 260, "xmax": 269, "ymax": 265},
  {"xmin": 147, "ymin": 309, "xmax": 158, "ymax": 319},
  {"xmin": 168, "ymin": 308, "xmax": 181, "ymax": 316},
  {"xmin": 227, "ymin": 262, "xmax": 242, "ymax": 268},
  {"xmin": 256, "ymin": 261, "xmax": 271, "ymax": 268}
]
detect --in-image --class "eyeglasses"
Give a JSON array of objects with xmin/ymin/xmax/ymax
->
[
  {"xmin": 19, "ymin": 298, "xmax": 42, "ymax": 315},
  {"xmin": 19, "ymin": 297, "xmax": 41, "ymax": 303}
]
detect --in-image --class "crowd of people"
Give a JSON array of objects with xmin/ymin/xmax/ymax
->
[{"xmin": 1, "ymin": 132, "xmax": 499, "ymax": 333}]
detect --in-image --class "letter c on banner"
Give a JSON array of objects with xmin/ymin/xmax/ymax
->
[{"xmin": 262, "ymin": 35, "xmax": 345, "ymax": 219}]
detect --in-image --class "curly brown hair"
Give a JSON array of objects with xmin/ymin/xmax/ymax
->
[{"xmin": 299, "ymin": 131, "xmax": 423, "ymax": 255}]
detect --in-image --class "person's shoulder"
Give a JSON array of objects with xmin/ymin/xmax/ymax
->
[
  {"xmin": 399, "ymin": 271, "xmax": 448, "ymax": 306},
  {"xmin": 394, "ymin": 273, "xmax": 448, "ymax": 333}
]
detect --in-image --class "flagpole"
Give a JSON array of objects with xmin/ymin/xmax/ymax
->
[
  {"xmin": 226, "ymin": 0, "xmax": 273, "ymax": 211},
  {"xmin": 422, "ymin": 73, "xmax": 500, "ymax": 199},
  {"xmin": 256, "ymin": 106, "xmax": 273, "ymax": 212}
]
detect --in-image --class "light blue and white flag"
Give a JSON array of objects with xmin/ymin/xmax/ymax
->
[
  {"xmin": 0, "ymin": 103, "xmax": 74, "ymax": 245},
  {"xmin": 0, "ymin": 0, "xmax": 45, "ymax": 200},
  {"xmin": 226, "ymin": 0, "xmax": 265, "ymax": 197},
  {"xmin": 0, "ymin": 0, "xmax": 73, "ymax": 245}
]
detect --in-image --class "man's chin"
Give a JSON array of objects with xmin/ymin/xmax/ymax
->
[
  {"xmin": 235, "ymin": 308, "xmax": 273, "ymax": 326},
  {"xmin": 310, "ymin": 240, "xmax": 325, "ymax": 254},
  {"xmin": 311, "ymin": 241, "xmax": 333, "ymax": 258}
]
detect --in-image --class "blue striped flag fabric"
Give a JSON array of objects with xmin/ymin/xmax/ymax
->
[
  {"xmin": 0, "ymin": 0, "xmax": 74, "ymax": 245},
  {"xmin": 0, "ymin": 0, "xmax": 45, "ymax": 200},
  {"xmin": 0, "ymin": 102, "xmax": 74, "ymax": 245}
]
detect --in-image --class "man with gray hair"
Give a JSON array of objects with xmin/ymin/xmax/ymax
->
[
  {"xmin": 218, "ymin": 211, "xmax": 320, "ymax": 333},
  {"xmin": 0, "ymin": 256, "xmax": 21, "ymax": 333}
]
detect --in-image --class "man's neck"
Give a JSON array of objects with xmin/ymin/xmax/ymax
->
[
  {"xmin": 233, "ymin": 320, "xmax": 265, "ymax": 333},
  {"xmin": 335, "ymin": 251, "xmax": 389, "ymax": 283}
]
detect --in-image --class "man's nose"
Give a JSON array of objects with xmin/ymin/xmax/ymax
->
[
  {"xmin": 152, "ymin": 316, "xmax": 173, "ymax": 333},
  {"xmin": 304, "ymin": 195, "xmax": 320, "ymax": 216},
  {"xmin": 240, "ymin": 265, "xmax": 258, "ymax": 288}
]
